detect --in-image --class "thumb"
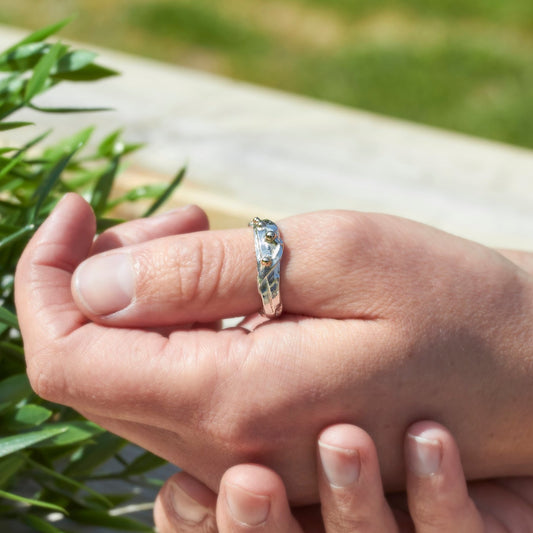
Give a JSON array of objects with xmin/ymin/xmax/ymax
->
[
  {"xmin": 405, "ymin": 421, "xmax": 484, "ymax": 533},
  {"xmin": 154, "ymin": 472, "xmax": 217, "ymax": 532}
]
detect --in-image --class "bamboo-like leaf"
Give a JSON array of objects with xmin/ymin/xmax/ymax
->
[
  {"xmin": 98, "ymin": 129, "xmax": 123, "ymax": 158},
  {"xmin": 28, "ymin": 103, "xmax": 112, "ymax": 114},
  {"xmin": 52, "ymin": 62, "xmax": 119, "ymax": 81},
  {"xmin": 24, "ymin": 41, "xmax": 65, "ymax": 102},
  {"xmin": 30, "ymin": 148, "xmax": 78, "ymax": 222},
  {"xmin": 0, "ymin": 427, "xmax": 68, "ymax": 458},
  {"xmin": 64, "ymin": 433, "xmax": 126, "ymax": 477},
  {"xmin": 96, "ymin": 217, "xmax": 124, "ymax": 233},
  {"xmin": 3, "ymin": 19, "xmax": 72, "ymax": 54},
  {"xmin": 0, "ymin": 455, "xmax": 26, "ymax": 488},
  {"xmin": 90, "ymin": 156, "xmax": 120, "ymax": 215},
  {"xmin": 0, "ymin": 224, "xmax": 35, "ymax": 252},
  {"xmin": 54, "ymin": 50, "xmax": 97, "ymax": 74},
  {"xmin": 0, "ymin": 129, "xmax": 51, "ymax": 180},
  {"xmin": 43, "ymin": 126, "xmax": 94, "ymax": 161},
  {"xmin": 0, "ymin": 43, "xmax": 50, "ymax": 73},
  {"xmin": 11, "ymin": 404, "xmax": 53, "ymax": 427},
  {"xmin": 70, "ymin": 509, "xmax": 152, "ymax": 531},
  {"xmin": 33, "ymin": 421, "xmax": 104, "ymax": 448},
  {"xmin": 121, "ymin": 451, "xmax": 167, "ymax": 477},
  {"xmin": 0, "ymin": 373, "xmax": 31, "ymax": 411},
  {"xmin": 0, "ymin": 488, "xmax": 67, "ymax": 514},
  {"xmin": 0, "ymin": 122, "xmax": 33, "ymax": 131},
  {"xmin": 22, "ymin": 514, "xmax": 64, "ymax": 533},
  {"xmin": 0, "ymin": 342, "xmax": 24, "ymax": 358},
  {"xmin": 0, "ymin": 306, "xmax": 18, "ymax": 328},
  {"xmin": 25, "ymin": 457, "xmax": 113, "ymax": 509},
  {"xmin": 143, "ymin": 166, "xmax": 187, "ymax": 217},
  {"xmin": 106, "ymin": 184, "xmax": 167, "ymax": 209}
]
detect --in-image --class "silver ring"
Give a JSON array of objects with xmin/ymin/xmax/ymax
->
[{"xmin": 249, "ymin": 217, "xmax": 284, "ymax": 318}]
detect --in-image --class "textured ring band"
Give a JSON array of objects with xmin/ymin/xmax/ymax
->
[{"xmin": 249, "ymin": 217, "xmax": 284, "ymax": 318}]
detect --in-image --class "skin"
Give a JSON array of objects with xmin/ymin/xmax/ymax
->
[
  {"xmin": 14, "ymin": 193, "xmax": 533, "ymax": 504},
  {"xmin": 154, "ymin": 422, "xmax": 533, "ymax": 532}
]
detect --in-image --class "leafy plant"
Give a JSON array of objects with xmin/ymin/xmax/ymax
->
[{"xmin": 0, "ymin": 20, "xmax": 183, "ymax": 532}]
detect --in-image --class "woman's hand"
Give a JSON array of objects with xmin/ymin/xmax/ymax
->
[
  {"xmin": 154, "ymin": 421, "xmax": 533, "ymax": 532},
  {"xmin": 15, "ymin": 194, "xmax": 533, "ymax": 502}
]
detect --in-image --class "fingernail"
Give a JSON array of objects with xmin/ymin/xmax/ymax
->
[
  {"xmin": 74, "ymin": 253, "xmax": 134, "ymax": 315},
  {"xmin": 318, "ymin": 440, "xmax": 361, "ymax": 487},
  {"xmin": 168, "ymin": 480, "xmax": 209, "ymax": 524},
  {"xmin": 225, "ymin": 483, "xmax": 270, "ymax": 526},
  {"xmin": 407, "ymin": 434, "xmax": 442, "ymax": 476}
]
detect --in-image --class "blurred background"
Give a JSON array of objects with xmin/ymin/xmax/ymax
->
[{"xmin": 1, "ymin": 0, "xmax": 532, "ymax": 149}]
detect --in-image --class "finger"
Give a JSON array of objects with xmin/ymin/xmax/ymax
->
[
  {"xmin": 216, "ymin": 464, "xmax": 303, "ymax": 532},
  {"xmin": 154, "ymin": 471, "xmax": 217, "ymax": 532},
  {"xmin": 15, "ymin": 193, "xmax": 96, "ymax": 347},
  {"xmin": 91, "ymin": 206, "xmax": 219, "ymax": 332},
  {"xmin": 14, "ymin": 194, "xmax": 221, "ymax": 415},
  {"xmin": 91, "ymin": 204, "xmax": 209, "ymax": 254},
  {"xmin": 405, "ymin": 420, "xmax": 484, "ymax": 532},
  {"xmin": 468, "ymin": 479, "xmax": 533, "ymax": 532},
  {"xmin": 317, "ymin": 424, "xmax": 399, "ymax": 532},
  {"xmin": 70, "ymin": 210, "xmax": 407, "ymax": 326}
]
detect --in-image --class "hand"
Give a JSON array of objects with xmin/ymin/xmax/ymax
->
[
  {"xmin": 154, "ymin": 421, "xmax": 533, "ymax": 532},
  {"xmin": 15, "ymin": 194, "xmax": 533, "ymax": 502}
]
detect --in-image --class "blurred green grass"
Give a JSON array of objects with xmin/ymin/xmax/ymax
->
[{"xmin": 1, "ymin": 0, "xmax": 532, "ymax": 148}]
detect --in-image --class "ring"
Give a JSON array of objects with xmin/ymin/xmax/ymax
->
[{"xmin": 249, "ymin": 217, "xmax": 284, "ymax": 318}]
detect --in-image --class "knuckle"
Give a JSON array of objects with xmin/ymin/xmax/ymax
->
[
  {"xmin": 325, "ymin": 512, "xmax": 374, "ymax": 533},
  {"xmin": 324, "ymin": 493, "xmax": 392, "ymax": 532},
  {"xmin": 137, "ymin": 234, "xmax": 225, "ymax": 310},
  {"xmin": 412, "ymin": 496, "xmax": 476, "ymax": 530}
]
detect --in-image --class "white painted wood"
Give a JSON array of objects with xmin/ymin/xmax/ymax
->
[{"xmin": 0, "ymin": 25, "xmax": 531, "ymax": 248}]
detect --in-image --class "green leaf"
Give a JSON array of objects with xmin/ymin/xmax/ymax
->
[
  {"xmin": 0, "ymin": 224, "xmax": 35, "ymax": 252},
  {"xmin": 28, "ymin": 103, "xmax": 112, "ymax": 114},
  {"xmin": 0, "ymin": 373, "xmax": 31, "ymax": 412},
  {"xmin": 54, "ymin": 50, "xmax": 97, "ymax": 74},
  {"xmin": 90, "ymin": 156, "xmax": 120, "ymax": 215},
  {"xmin": 143, "ymin": 166, "xmax": 187, "ymax": 217},
  {"xmin": 25, "ymin": 41, "xmax": 65, "ymax": 102},
  {"xmin": 0, "ymin": 129, "xmax": 51, "ymax": 180},
  {"xmin": 96, "ymin": 217, "xmax": 123, "ymax": 233},
  {"xmin": 22, "ymin": 514, "xmax": 65, "ymax": 533},
  {"xmin": 43, "ymin": 126, "xmax": 94, "ymax": 161},
  {"xmin": 106, "ymin": 184, "xmax": 167, "ymax": 210},
  {"xmin": 25, "ymin": 457, "xmax": 113, "ymax": 509},
  {"xmin": 121, "ymin": 451, "xmax": 167, "ymax": 477},
  {"xmin": 0, "ymin": 306, "xmax": 18, "ymax": 328},
  {"xmin": 30, "ymin": 148, "xmax": 79, "ymax": 222},
  {"xmin": 52, "ymin": 62, "xmax": 119, "ymax": 81},
  {"xmin": 64, "ymin": 432, "xmax": 126, "ymax": 477},
  {"xmin": 33, "ymin": 421, "xmax": 104, "ymax": 448},
  {"xmin": 0, "ymin": 342, "xmax": 24, "ymax": 358},
  {"xmin": 6, "ymin": 19, "xmax": 72, "ymax": 51},
  {"xmin": 98, "ymin": 129, "xmax": 123, "ymax": 158},
  {"xmin": 12, "ymin": 404, "xmax": 53, "ymax": 427},
  {"xmin": 0, "ymin": 122, "xmax": 33, "ymax": 131},
  {"xmin": 0, "ymin": 454, "xmax": 26, "ymax": 488},
  {"xmin": 0, "ymin": 426, "xmax": 68, "ymax": 458},
  {"xmin": 70, "ymin": 510, "xmax": 152, "ymax": 531},
  {"xmin": 0, "ymin": 43, "xmax": 50, "ymax": 72},
  {"xmin": 0, "ymin": 488, "xmax": 67, "ymax": 514}
]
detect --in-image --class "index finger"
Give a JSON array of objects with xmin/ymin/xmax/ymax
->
[{"xmin": 70, "ymin": 209, "xmax": 400, "ymax": 327}]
